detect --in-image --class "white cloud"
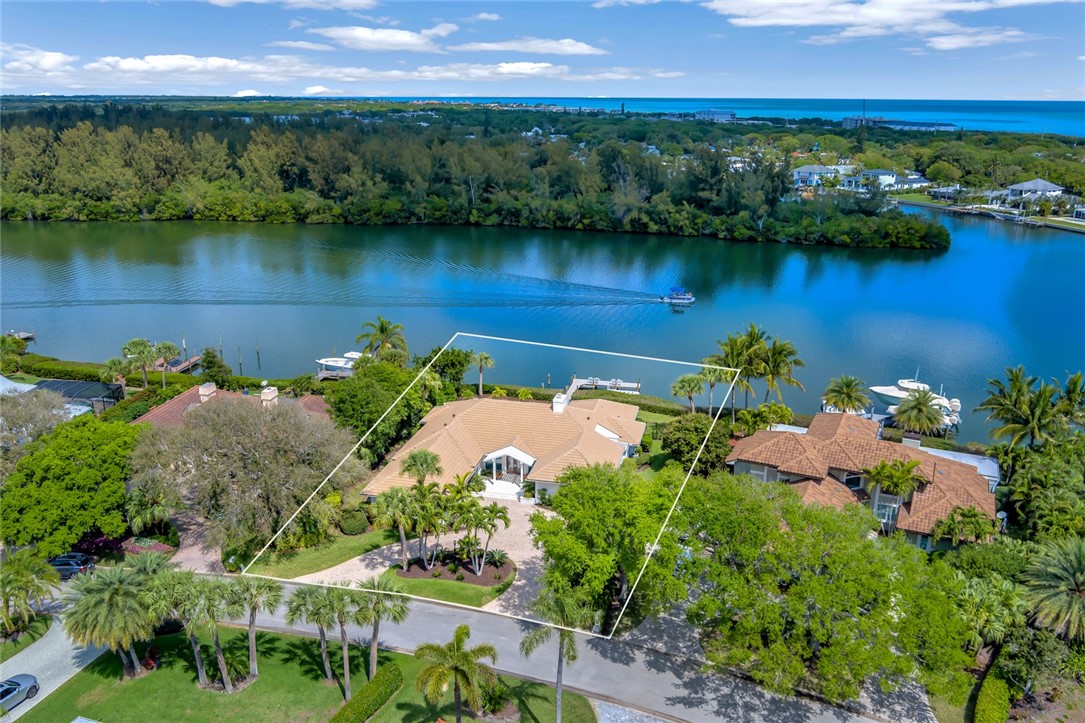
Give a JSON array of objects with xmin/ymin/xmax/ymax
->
[
  {"xmin": 309, "ymin": 23, "xmax": 459, "ymax": 52},
  {"xmin": 448, "ymin": 38, "xmax": 608, "ymax": 55},
  {"xmin": 701, "ymin": 0, "xmax": 1072, "ymax": 49},
  {"xmin": 267, "ymin": 40, "xmax": 336, "ymax": 51},
  {"xmin": 592, "ymin": 0, "xmax": 662, "ymax": 7},
  {"xmin": 652, "ymin": 70, "xmax": 686, "ymax": 78},
  {"xmin": 232, "ymin": 89, "xmax": 264, "ymax": 96},
  {"xmin": 1, "ymin": 43, "xmax": 79, "ymax": 73},
  {"xmin": 209, "ymin": 0, "xmax": 379, "ymax": 9},
  {"xmin": 302, "ymin": 84, "xmax": 336, "ymax": 94},
  {"xmin": 472, "ymin": 12, "xmax": 501, "ymax": 21}
]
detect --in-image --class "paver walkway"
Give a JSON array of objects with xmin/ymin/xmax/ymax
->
[
  {"xmin": 0, "ymin": 616, "xmax": 105, "ymax": 721},
  {"xmin": 169, "ymin": 507, "xmax": 224, "ymax": 575}
]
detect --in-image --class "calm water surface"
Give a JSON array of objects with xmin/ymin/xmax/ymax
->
[{"xmin": 2, "ymin": 214, "xmax": 1083, "ymax": 443}]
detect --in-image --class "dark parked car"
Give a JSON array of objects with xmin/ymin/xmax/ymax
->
[
  {"xmin": 0, "ymin": 674, "xmax": 39, "ymax": 712},
  {"xmin": 48, "ymin": 553, "xmax": 95, "ymax": 580}
]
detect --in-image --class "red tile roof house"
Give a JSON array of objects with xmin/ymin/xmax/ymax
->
[
  {"xmin": 131, "ymin": 382, "xmax": 329, "ymax": 429},
  {"xmin": 725, "ymin": 413, "xmax": 998, "ymax": 551}
]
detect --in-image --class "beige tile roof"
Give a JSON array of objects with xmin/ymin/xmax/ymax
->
[
  {"xmin": 131, "ymin": 387, "xmax": 329, "ymax": 429},
  {"xmin": 364, "ymin": 397, "xmax": 644, "ymax": 496},
  {"xmin": 727, "ymin": 412, "xmax": 996, "ymax": 536}
]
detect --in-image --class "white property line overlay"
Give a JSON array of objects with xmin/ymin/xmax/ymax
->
[{"xmin": 243, "ymin": 331, "xmax": 740, "ymax": 641}]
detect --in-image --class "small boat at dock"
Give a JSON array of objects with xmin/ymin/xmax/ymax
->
[{"xmin": 661, "ymin": 287, "xmax": 695, "ymax": 305}]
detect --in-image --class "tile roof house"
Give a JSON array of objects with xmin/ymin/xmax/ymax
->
[
  {"xmin": 131, "ymin": 382, "xmax": 329, "ymax": 429},
  {"xmin": 726, "ymin": 413, "xmax": 997, "ymax": 551},
  {"xmin": 364, "ymin": 396, "xmax": 645, "ymax": 501}
]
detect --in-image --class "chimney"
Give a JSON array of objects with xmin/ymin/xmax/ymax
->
[
  {"xmin": 261, "ymin": 386, "xmax": 279, "ymax": 407},
  {"xmin": 902, "ymin": 432, "xmax": 922, "ymax": 449},
  {"xmin": 198, "ymin": 382, "xmax": 217, "ymax": 403},
  {"xmin": 551, "ymin": 392, "xmax": 568, "ymax": 414}
]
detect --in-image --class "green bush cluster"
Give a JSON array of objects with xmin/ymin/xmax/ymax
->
[
  {"xmin": 329, "ymin": 663, "xmax": 403, "ymax": 723},
  {"xmin": 339, "ymin": 508, "xmax": 369, "ymax": 536},
  {"xmin": 974, "ymin": 673, "xmax": 1011, "ymax": 723}
]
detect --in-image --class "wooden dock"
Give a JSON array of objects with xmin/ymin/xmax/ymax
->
[
  {"xmin": 570, "ymin": 375, "xmax": 641, "ymax": 395},
  {"xmin": 154, "ymin": 355, "xmax": 202, "ymax": 373},
  {"xmin": 317, "ymin": 369, "xmax": 353, "ymax": 381}
]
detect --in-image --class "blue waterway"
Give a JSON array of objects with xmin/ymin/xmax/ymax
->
[{"xmin": 378, "ymin": 96, "xmax": 1084, "ymax": 137}]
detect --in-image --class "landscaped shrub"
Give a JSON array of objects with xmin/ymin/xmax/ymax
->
[
  {"xmin": 339, "ymin": 508, "xmax": 369, "ymax": 536},
  {"xmin": 974, "ymin": 673, "xmax": 1011, "ymax": 723},
  {"xmin": 149, "ymin": 523, "xmax": 181, "ymax": 548},
  {"xmin": 323, "ymin": 490, "xmax": 343, "ymax": 509},
  {"xmin": 330, "ymin": 662, "xmax": 403, "ymax": 723}
]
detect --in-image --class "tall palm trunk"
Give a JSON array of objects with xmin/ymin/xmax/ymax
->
[
  {"xmin": 398, "ymin": 524, "xmax": 409, "ymax": 571},
  {"xmin": 478, "ymin": 368, "xmax": 484, "ymax": 396},
  {"xmin": 213, "ymin": 630, "xmax": 234, "ymax": 693},
  {"xmin": 707, "ymin": 385, "xmax": 714, "ymax": 418},
  {"xmin": 188, "ymin": 631, "xmax": 208, "ymax": 686},
  {"xmin": 318, "ymin": 625, "xmax": 333, "ymax": 680},
  {"xmin": 116, "ymin": 646, "xmax": 133, "ymax": 675},
  {"xmin": 128, "ymin": 643, "xmax": 144, "ymax": 675},
  {"xmin": 556, "ymin": 645, "xmax": 564, "ymax": 723},
  {"xmin": 248, "ymin": 609, "xmax": 259, "ymax": 678},
  {"xmin": 454, "ymin": 679, "xmax": 463, "ymax": 723},
  {"xmin": 140, "ymin": 365, "xmax": 149, "ymax": 388},
  {"xmin": 369, "ymin": 618, "xmax": 380, "ymax": 680},
  {"xmin": 339, "ymin": 622, "xmax": 352, "ymax": 701}
]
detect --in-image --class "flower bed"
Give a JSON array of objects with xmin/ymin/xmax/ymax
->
[{"xmin": 121, "ymin": 537, "xmax": 176, "ymax": 555}]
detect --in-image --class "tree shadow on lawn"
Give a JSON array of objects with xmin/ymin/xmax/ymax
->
[
  {"xmin": 503, "ymin": 677, "xmax": 550, "ymax": 723},
  {"xmin": 279, "ymin": 635, "xmax": 367, "ymax": 698}
]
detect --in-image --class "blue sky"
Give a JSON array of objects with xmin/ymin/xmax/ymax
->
[{"xmin": 2, "ymin": 0, "xmax": 1083, "ymax": 99}]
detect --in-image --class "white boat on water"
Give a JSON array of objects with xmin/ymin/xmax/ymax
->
[
  {"xmin": 887, "ymin": 402, "xmax": 962, "ymax": 430},
  {"xmin": 316, "ymin": 351, "xmax": 367, "ymax": 373},
  {"xmin": 661, "ymin": 287, "xmax": 695, "ymax": 305},
  {"xmin": 872, "ymin": 371, "xmax": 962, "ymax": 430}
]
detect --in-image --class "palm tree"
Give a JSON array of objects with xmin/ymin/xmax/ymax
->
[
  {"xmin": 893, "ymin": 388, "xmax": 944, "ymax": 436},
  {"xmin": 321, "ymin": 585, "xmax": 362, "ymax": 700},
  {"xmin": 471, "ymin": 352, "xmax": 495, "ymax": 396},
  {"xmin": 822, "ymin": 375, "xmax": 870, "ymax": 414},
  {"xmin": 519, "ymin": 584, "xmax": 593, "ymax": 723},
  {"xmin": 955, "ymin": 573, "xmax": 1029, "ymax": 653},
  {"xmin": 63, "ymin": 566, "xmax": 155, "ymax": 677},
  {"xmin": 0, "ymin": 550, "xmax": 60, "ymax": 636},
  {"xmin": 862, "ymin": 459, "xmax": 925, "ymax": 501},
  {"xmin": 356, "ymin": 316, "xmax": 407, "ymax": 361},
  {"xmin": 401, "ymin": 449, "xmax": 443, "ymax": 485},
  {"xmin": 671, "ymin": 374, "xmax": 704, "ymax": 414},
  {"xmin": 373, "ymin": 488, "xmax": 416, "ymax": 571},
  {"xmin": 445, "ymin": 472, "xmax": 484, "ymax": 502},
  {"xmin": 233, "ymin": 576, "xmax": 283, "ymax": 679},
  {"xmin": 285, "ymin": 585, "xmax": 334, "ymax": 681},
  {"xmin": 355, "ymin": 577, "xmax": 411, "ymax": 680},
  {"xmin": 761, "ymin": 337, "xmax": 805, "ymax": 403},
  {"xmin": 741, "ymin": 323, "xmax": 769, "ymax": 408},
  {"xmin": 412, "ymin": 483, "xmax": 449, "ymax": 570},
  {"xmin": 475, "ymin": 502, "xmax": 511, "ymax": 576},
  {"xmin": 141, "ymin": 569, "xmax": 210, "ymax": 687},
  {"xmin": 289, "ymin": 373, "xmax": 320, "ymax": 398},
  {"xmin": 154, "ymin": 342, "xmax": 180, "ymax": 389},
  {"xmin": 932, "ymin": 505, "xmax": 996, "ymax": 545},
  {"xmin": 196, "ymin": 578, "xmax": 243, "ymax": 693},
  {"xmin": 1028, "ymin": 487, "xmax": 1085, "ymax": 541},
  {"xmin": 699, "ymin": 356, "xmax": 731, "ymax": 418},
  {"xmin": 715, "ymin": 335, "xmax": 749, "ymax": 423},
  {"xmin": 976, "ymin": 365, "xmax": 1062, "ymax": 447},
  {"xmin": 125, "ymin": 487, "xmax": 172, "ymax": 536},
  {"xmin": 1056, "ymin": 371, "xmax": 1085, "ymax": 428},
  {"xmin": 126, "ymin": 551, "xmax": 172, "ymax": 579},
  {"xmin": 1022, "ymin": 536, "xmax": 1085, "ymax": 642},
  {"xmin": 100, "ymin": 357, "xmax": 131, "ymax": 393},
  {"xmin": 416, "ymin": 624, "xmax": 498, "ymax": 723},
  {"xmin": 122, "ymin": 338, "xmax": 158, "ymax": 389}
]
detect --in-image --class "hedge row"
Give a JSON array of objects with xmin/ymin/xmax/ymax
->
[
  {"xmin": 18, "ymin": 353, "xmax": 197, "ymax": 388},
  {"xmin": 477, "ymin": 383, "xmax": 686, "ymax": 416},
  {"xmin": 330, "ymin": 662, "xmax": 403, "ymax": 723},
  {"xmin": 974, "ymin": 672, "xmax": 1010, "ymax": 723}
]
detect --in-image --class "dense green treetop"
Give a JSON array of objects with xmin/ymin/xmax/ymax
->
[
  {"xmin": 0, "ymin": 415, "xmax": 141, "ymax": 557},
  {"xmin": 324, "ymin": 361, "xmax": 427, "ymax": 461}
]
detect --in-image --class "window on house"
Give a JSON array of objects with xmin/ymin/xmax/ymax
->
[
  {"xmin": 843, "ymin": 473, "xmax": 863, "ymax": 490},
  {"xmin": 874, "ymin": 502, "xmax": 899, "ymax": 524},
  {"xmin": 748, "ymin": 465, "xmax": 768, "ymax": 482}
]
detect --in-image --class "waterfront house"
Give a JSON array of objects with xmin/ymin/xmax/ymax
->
[
  {"xmin": 1007, "ymin": 178, "xmax": 1064, "ymax": 199},
  {"xmin": 792, "ymin": 164, "xmax": 839, "ymax": 188},
  {"xmin": 695, "ymin": 109, "xmax": 736, "ymax": 123},
  {"xmin": 726, "ymin": 413, "xmax": 997, "ymax": 550},
  {"xmin": 130, "ymin": 382, "xmax": 328, "ymax": 429},
  {"xmin": 363, "ymin": 396, "xmax": 645, "ymax": 501}
]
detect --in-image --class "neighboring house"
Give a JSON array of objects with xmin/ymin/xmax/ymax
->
[
  {"xmin": 695, "ymin": 109, "xmax": 736, "ymax": 123},
  {"xmin": 792, "ymin": 164, "xmax": 839, "ymax": 187},
  {"xmin": 840, "ymin": 169, "xmax": 931, "ymax": 192},
  {"xmin": 131, "ymin": 382, "xmax": 328, "ymax": 429},
  {"xmin": 841, "ymin": 116, "xmax": 958, "ymax": 132},
  {"xmin": 364, "ymin": 396, "xmax": 645, "ymax": 501},
  {"xmin": 1073, "ymin": 205, "xmax": 1085, "ymax": 221},
  {"xmin": 0, "ymin": 374, "xmax": 92, "ymax": 419},
  {"xmin": 33, "ymin": 378, "xmax": 123, "ymax": 415},
  {"xmin": 726, "ymin": 413, "xmax": 997, "ymax": 551},
  {"xmin": 1007, "ymin": 178, "xmax": 1064, "ymax": 199},
  {"xmin": 929, "ymin": 184, "xmax": 963, "ymax": 201}
]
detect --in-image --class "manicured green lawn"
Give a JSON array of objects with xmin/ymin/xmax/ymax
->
[
  {"xmin": 245, "ymin": 527, "xmax": 400, "ymax": 579},
  {"xmin": 380, "ymin": 567, "xmax": 516, "ymax": 607},
  {"xmin": 0, "ymin": 615, "xmax": 52, "ymax": 662},
  {"xmin": 892, "ymin": 193, "xmax": 948, "ymax": 205},
  {"xmin": 22, "ymin": 628, "xmax": 596, "ymax": 723},
  {"xmin": 930, "ymin": 678, "xmax": 980, "ymax": 723},
  {"xmin": 636, "ymin": 410, "xmax": 678, "ymax": 425},
  {"xmin": 20, "ymin": 629, "xmax": 345, "ymax": 723},
  {"xmin": 5, "ymin": 372, "xmax": 42, "ymax": 384}
]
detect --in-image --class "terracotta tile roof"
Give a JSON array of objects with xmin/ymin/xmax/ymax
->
[
  {"xmin": 363, "ymin": 397, "xmax": 643, "ymax": 496},
  {"xmin": 792, "ymin": 475, "xmax": 863, "ymax": 509},
  {"xmin": 131, "ymin": 386, "xmax": 329, "ymax": 429},
  {"xmin": 727, "ymin": 412, "xmax": 997, "ymax": 537}
]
